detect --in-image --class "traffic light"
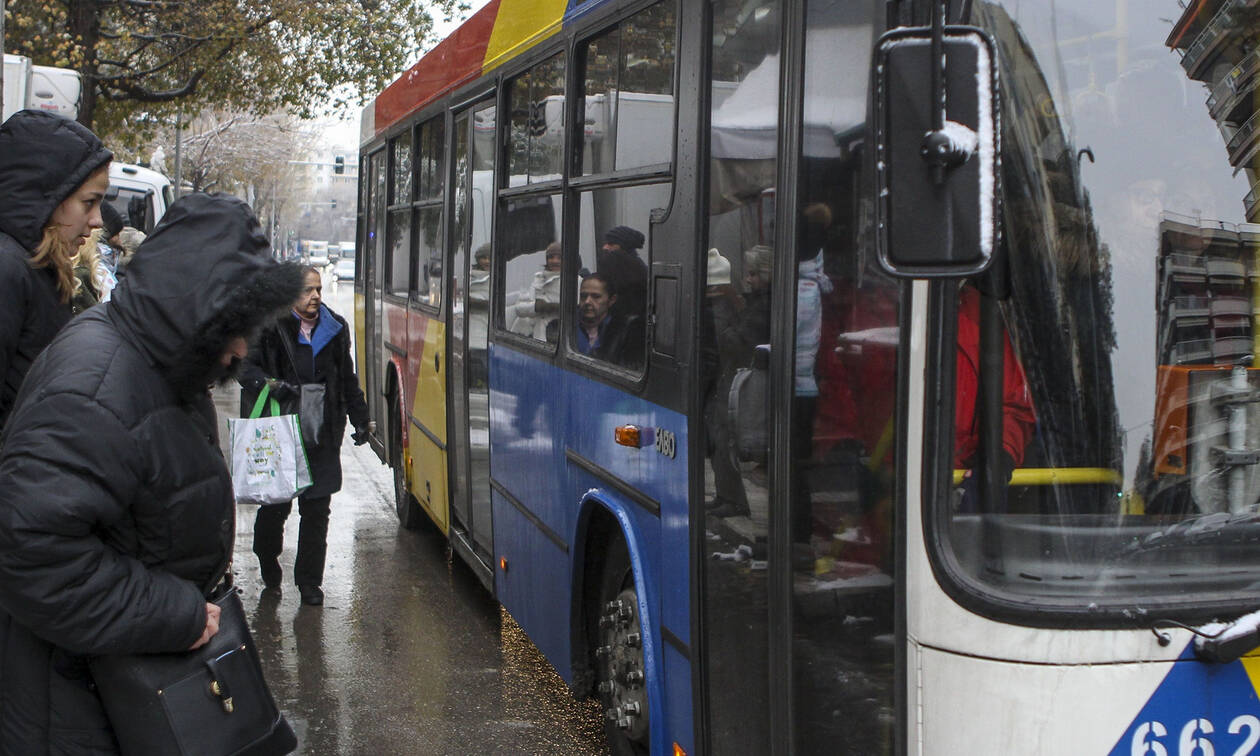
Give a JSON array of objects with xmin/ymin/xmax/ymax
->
[
  {"xmin": 334, "ymin": 156, "xmax": 345, "ymax": 175},
  {"xmin": 330, "ymin": 198, "xmax": 337, "ymax": 209}
]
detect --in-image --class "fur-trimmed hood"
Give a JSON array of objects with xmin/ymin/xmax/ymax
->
[
  {"xmin": 107, "ymin": 193, "xmax": 303, "ymax": 397},
  {"xmin": 0, "ymin": 110, "xmax": 113, "ymax": 250}
]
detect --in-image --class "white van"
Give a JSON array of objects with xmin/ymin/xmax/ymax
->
[{"xmin": 107, "ymin": 163, "xmax": 172, "ymax": 233}]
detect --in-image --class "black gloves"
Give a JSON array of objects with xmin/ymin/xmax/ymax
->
[
  {"xmin": 266, "ymin": 380, "xmax": 299, "ymax": 402},
  {"xmin": 351, "ymin": 421, "xmax": 377, "ymax": 446}
]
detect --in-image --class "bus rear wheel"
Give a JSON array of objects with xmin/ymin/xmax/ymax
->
[
  {"xmin": 596, "ymin": 537, "xmax": 650, "ymax": 755},
  {"xmin": 389, "ymin": 396, "xmax": 422, "ymax": 530}
]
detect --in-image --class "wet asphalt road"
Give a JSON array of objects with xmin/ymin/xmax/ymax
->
[{"xmin": 212, "ymin": 277, "xmax": 608, "ymax": 755}]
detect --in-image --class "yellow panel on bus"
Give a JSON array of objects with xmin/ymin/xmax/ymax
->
[
  {"xmin": 409, "ymin": 317, "xmax": 449, "ymax": 534},
  {"xmin": 482, "ymin": 0, "xmax": 567, "ymax": 73},
  {"xmin": 354, "ymin": 291, "xmax": 367, "ymax": 399}
]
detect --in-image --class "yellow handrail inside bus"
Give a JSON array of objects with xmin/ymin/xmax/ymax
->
[{"xmin": 951, "ymin": 467, "xmax": 1123, "ymax": 486}]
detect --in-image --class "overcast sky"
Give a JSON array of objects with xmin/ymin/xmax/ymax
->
[{"xmin": 323, "ymin": 0, "xmax": 493, "ymax": 149}]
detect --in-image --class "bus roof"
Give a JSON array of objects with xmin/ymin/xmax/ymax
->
[{"xmin": 365, "ymin": 0, "xmax": 613, "ymax": 144}]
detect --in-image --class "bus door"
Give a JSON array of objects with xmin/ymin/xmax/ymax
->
[
  {"xmin": 701, "ymin": 1, "xmax": 898, "ymax": 752},
  {"xmin": 363, "ymin": 149, "xmax": 388, "ymax": 432},
  {"xmin": 447, "ymin": 98, "xmax": 497, "ymax": 584}
]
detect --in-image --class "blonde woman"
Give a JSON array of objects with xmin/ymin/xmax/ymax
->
[{"xmin": 0, "ymin": 110, "xmax": 112, "ymax": 428}]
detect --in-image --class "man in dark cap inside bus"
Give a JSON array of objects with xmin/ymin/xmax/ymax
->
[{"xmin": 596, "ymin": 225, "xmax": 647, "ymax": 326}]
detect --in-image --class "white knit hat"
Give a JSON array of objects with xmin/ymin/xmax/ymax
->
[{"xmin": 707, "ymin": 248, "xmax": 732, "ymax": 286}]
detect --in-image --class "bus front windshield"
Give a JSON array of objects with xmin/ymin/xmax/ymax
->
[{"xmin": 944, "ymin": 0, "xmax": 1260, "ymax": 618}]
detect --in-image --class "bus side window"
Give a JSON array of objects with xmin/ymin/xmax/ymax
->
[{"xmin": 574, "ymin": 185, "xmax": 670, "ymax": 370}]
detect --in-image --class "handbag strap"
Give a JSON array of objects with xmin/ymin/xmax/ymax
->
[
  {"xmin": 277, "ymin": 321, "xmax": 303, "ymax": 378},
  {"xmin": 248, "ymin": 383, "xmax": 282, "ymax": 419}
]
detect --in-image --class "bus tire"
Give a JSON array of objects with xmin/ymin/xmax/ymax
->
[
  {"xmin": 389, "ymin": 396, "xmax": 422, "ymax": 530},
  {"xmin": 596, "ymin": 536, "xmax": 650, "ymax": 755}
]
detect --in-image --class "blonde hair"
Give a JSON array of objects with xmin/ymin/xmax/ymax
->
[
  {"xmin": 29, "ymin": 225, "xmax": 79, "ymax": 304},
  {"xmin": 74, "ymin": 229, "xmax": 106, "ymax": 297}
]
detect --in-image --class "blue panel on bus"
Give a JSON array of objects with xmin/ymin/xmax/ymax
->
[
  {"xmin": 489, "ymin": 343, "xmax": 693, "ymax": 747},
  {"xmin": 490, "ymin": 486, "xmax": 572, "ymax": 680},
  {"xmin": 664, "ymin": 638, "xmax": 695, "ymax": 754},
  {"xmin": 1110, "ymin": 643, "xmax": 1260, "ymax": 756}
]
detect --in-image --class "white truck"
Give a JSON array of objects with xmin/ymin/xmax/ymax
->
[
  {"xmin": 107, "ymin": 163, "xmax": 173, "ymax": 233},
  {"xmin": 2, "ymin": 54, "xmax": 82, "ymax": 122}
]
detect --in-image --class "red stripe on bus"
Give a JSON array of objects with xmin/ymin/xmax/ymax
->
[{"xmin": 374, "ymin": 0, "xmax": 503, "ymax": 134}]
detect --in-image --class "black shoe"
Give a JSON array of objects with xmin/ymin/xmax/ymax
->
[
  {"xmin": 259, "ymin": 557, "xmax": 281, "ymax": 589},
  {"xmin": 298, "ymin": 585, "xmax": 324, "ymax": 606}
]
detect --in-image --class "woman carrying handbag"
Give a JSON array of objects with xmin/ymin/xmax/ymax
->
[{"xmin": 0, "ymin": 193, "xmax": 301, "ymax": 754}]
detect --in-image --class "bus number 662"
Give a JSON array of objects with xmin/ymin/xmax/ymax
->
[{"xmin": 1132, "ymin": 715, "xmax": 1260, "ymax": 756}]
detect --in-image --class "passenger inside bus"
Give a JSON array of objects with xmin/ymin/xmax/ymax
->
[
  {"xmin": 510, "ymin": 241, "xmax": 562, "ymax": 342},
  {"xmin": 595, "ymin": 225, "xmax": 647, "ymax": 357},
  {"xmin": 576, "ymin": 272, "xmax": 640, "ymax": 366},
  {"xmin": 953, "ymin": 284, "xmax": 1037, "ymax": 512}
]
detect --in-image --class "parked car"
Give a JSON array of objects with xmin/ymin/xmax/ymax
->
[
  {"xmin": 334, "ymin": 259, "xmax": 356, "ymax": 281},
  {"xmin": 306, "ymin": 240, "xmax": 329, "ymax": 268}
]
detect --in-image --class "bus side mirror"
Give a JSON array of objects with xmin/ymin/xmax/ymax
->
[{"xmin": 874, "ymin": 27, "xmax": 999, "ymax": 277}]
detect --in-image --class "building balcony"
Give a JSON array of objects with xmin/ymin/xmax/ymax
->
[
  {"xmin": 1207, "ymin": 256, "xmax": 1247, "ymax": 285},
  {"xmin": 1209, "ymin": 49, "xmax": 1260, "ymax": 120},
  {"xmin": 1181, "ymin": 0, "xmax": 1257, "ymax": 81},
  {"xmin": 1164, "ymin": 252, "xmax": 1208, "ymax": 282},
  {"xmin": 1228, "ymin": 109, "xmax": 1260, "ymax": 165}
]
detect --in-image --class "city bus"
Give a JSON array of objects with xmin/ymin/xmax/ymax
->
[{"xmin": 354, "ymin": 0, "xmax": 1260, "ymax": 752}]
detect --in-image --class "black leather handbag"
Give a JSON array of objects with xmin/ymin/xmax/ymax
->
[{"xmin": 89, "ymin": 576, "xmax": 296, "ymax": 756}]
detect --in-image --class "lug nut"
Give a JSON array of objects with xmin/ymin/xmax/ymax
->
[
  {"xmin": 624, "ymin": 701, "xmax": 641, "ymax": 716},
  {"xmin": 624, "ymin": 669, "xmax": 644, "ymax": 684},
  {"xmin": 625, "ymin": 632, "xmax": 641, "ymax": 647}
]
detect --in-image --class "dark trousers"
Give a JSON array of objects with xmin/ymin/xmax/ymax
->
[{"xmin": 253, "ymin": 494, "xmax": 332, "ymax": 587}]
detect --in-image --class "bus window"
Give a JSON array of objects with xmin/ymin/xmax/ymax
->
[
  {"xmin": 507, "ymin": 52, "xmax": 564, "ymax": 187},
  {"xmin": 387, "ymin": 131, "xmax": 414, "ymax": 297},
  {"xmin": 574, "ymin": 184, "xmax": 668, "ymax": 370},
  {"xmin": 937, "ymin": 1, "xmax": 1260, "ymax": 620},
  {"xmin": 413, "ymin": 115, "xmax": 445, "ymax": 309},
  {"xmin": 701, "ymin": 0, "xmax": 781, "ymax": 750},
  {"xmin": 579, "ymin": 1, "xmax": 676, "ymax": 176},
  {"xmin": 501, "ymin": 195, "xmax": 561, "ymax": 343},
  {"xmin": 789, "ymin": 2, "xmax": 893, "ymax": 753}
]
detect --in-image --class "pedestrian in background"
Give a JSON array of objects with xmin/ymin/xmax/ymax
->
[
  {"xmin": 0, "ymin": 193, "xmax": 303, "ymax": 752},
  {"xmin": 239, "ymin": 266, "xmax": 373, "ymax": 606},
  {"xmin": 0, "ymin": 109, "xmax": 112, "ymax": 430}
]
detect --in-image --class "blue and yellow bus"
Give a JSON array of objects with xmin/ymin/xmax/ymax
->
[{"xmin": 356, "ymin": 0, "xmax": 1260, "ymax": 752}]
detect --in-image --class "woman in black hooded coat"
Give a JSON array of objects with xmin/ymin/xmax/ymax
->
[
  {"xmin": 0, "ymin": 193, "xmax": 303, "ymax": 754},
  {"xmin": 0, "ymin": 109, "xmax": 114, "ymax": 430}
]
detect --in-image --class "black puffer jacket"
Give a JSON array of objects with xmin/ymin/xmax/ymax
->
[
  {"xmin": 239, "ymin": 305, "xmax": 370, "ymax": 498},
  {"xmin": 0, "ymin": 193, "xmax": 302, "ymax": 754},
  {"xmin": 0, "ymin": 110, "xmax": 113, "ymax": 429}
]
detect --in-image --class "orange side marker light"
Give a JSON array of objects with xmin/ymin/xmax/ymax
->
[{"xmin": 615, "ymin": 425, "xmax": 642, "ymax": 448}]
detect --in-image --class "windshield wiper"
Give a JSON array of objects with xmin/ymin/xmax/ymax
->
[
  {"xmin": 1122, "ymin": 511, "xmax": 1260, "ymax": 556},
  {"xmin": 1151, "ymin": 610, "xmax": 1260, "ymax": 663}
]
